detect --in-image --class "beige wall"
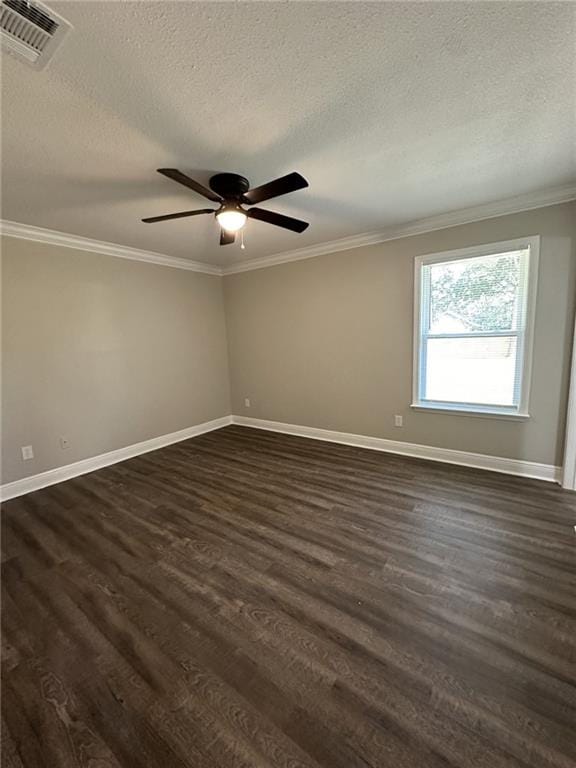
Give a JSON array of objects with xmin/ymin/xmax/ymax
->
[
  {"xmin": 224, "ymin": 202, "xmax": 576, "ymax": 466},
  {"xmin": 2, "ymin": 201, "xmax": 574, "ymax": 487},
  {"xmin": 1, "ymin": 237, "xmax": 231, "ymax": 484}
]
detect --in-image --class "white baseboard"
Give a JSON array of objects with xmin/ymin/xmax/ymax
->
[
  {"xmin": 1, "ymin": 413, "xmax": 562, "ymax": 502},
  {"xmin": 232, "ymin": 416, "xmax": 562, "ymax": 483},
  {"xmin": 0, "ymin": 416, "xmax": 233, "ymax": 502}
]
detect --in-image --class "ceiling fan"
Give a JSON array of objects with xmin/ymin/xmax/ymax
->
[{"xmin": 142, "ymin": 169, "xmax": 309, "ymax": 245}]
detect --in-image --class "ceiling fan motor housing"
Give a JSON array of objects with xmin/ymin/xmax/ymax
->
[{"xmin": 209, "ymin": 173, "xmax": 250, "ymax": 200}]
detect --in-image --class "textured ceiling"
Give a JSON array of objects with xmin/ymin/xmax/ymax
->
[{"xmin": 2, "ymin": 1, "xmax": 575, "ymax": 267}]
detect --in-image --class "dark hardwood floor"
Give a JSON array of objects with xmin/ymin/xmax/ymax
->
[{"xmin": 2, "ymin": 425, "xmax": 576, "ymax": 767}]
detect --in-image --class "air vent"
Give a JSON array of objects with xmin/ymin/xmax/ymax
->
[{"xmin": 1, "ymin": 0, "xmax": 71, "ymax": 69}]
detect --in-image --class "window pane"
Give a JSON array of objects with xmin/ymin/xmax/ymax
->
[
  {"xmin": 427, "ymin": 251, "xmax": 524, "ymax": 334},
  {"xmin": 424, "ymin": 336, "xmax": 518, "ymax": 406}
]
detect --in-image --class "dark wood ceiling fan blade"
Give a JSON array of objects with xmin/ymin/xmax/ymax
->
[
  {"xmin": 220, "ymin": 229, "xmax": 236, "ymax": 245},
  {"xmin": 243, "ymin": 172, "xmax": 308, "ymax": 205},
  {"xmin": 142, "ymin": 208, "xmax": 214, "ymax": 223},
  {"xmin": 157, "ymin": 168, "xmax": 222, "ymax": 202},
  {"xmin": 247, "ymin": 207, "xmax": 309, "ymax": 233}
]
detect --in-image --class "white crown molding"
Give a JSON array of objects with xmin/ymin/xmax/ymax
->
[
  {"xmin": 0, "ymin": 220, "xmax": 222, "ymax": 275},
  {"xmin": 2, "ymin": 183, "xmax": 575, "ymax": 277},
  {"xmin": 232, "ymin": 416, "xmax": 562, "ymax": 483},
  {"xmin": 0, "ymin": 415, "xmax": 233, "ymax": 501},
  {"xmin": 222, "ymin": 183, "xmax": 576, "ymax": 275}
]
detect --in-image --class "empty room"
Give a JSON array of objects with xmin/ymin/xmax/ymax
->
[{"xmin": 1, "ymin": 1, "xmax": 575, "ymax": 766}]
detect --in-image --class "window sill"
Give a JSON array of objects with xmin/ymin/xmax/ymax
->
[{"xmin": 410, "ymin": 404, "xmax": 530, "ymax": 421}]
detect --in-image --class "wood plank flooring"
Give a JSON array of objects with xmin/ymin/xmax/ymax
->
[{"xmin": 2, "ymin": 425, "xmax": 576, "ymax": 768}]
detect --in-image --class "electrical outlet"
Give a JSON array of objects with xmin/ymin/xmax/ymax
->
[
  {"xmin": 394, "ymin": 415, "xmax": 403, "ymax": 427},
  {"xmin": 21, "ymin": 445, "xmax": 34, "ymax": 460},
  {"xmin": 59, "ymin": 436, "xmax": 70, "ymax": 450},
  {"xmin": 244, "ymin": 398, "xmax": 251, "ymax": 408}
]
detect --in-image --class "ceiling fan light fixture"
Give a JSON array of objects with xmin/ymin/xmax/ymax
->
[
  {"xmin": 142, "ymin": 169, "xmax": 309, "ymax": 245},
  {"xmin": 216, "ymin": 205, "xmax": 247, "ymax": 233}
]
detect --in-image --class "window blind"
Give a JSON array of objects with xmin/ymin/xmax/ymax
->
[{"xmin": 417, "ymin": 247, "xmax": 531, "ymax": 412}]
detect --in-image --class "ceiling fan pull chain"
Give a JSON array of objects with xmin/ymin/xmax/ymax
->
[{"xmin": 240, "ymin": 229, "xmax": 246, "ymax": 250}]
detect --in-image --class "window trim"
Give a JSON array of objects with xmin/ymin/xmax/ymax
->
[{"xmin": 412, "ymin": 236, "xmax": 540, "ymax": 419}]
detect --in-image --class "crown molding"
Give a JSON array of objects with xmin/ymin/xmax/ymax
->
[
  {"xmin": 222, "ymin": 183, "xmax": 576, "ymax": 275},
  {"xmin": 2, "ymin": 183, "xmax": 575, "ymax": 277},
  {"xmin": 0, "ymin": 220, "xmax": 222, "ymax": 275}
]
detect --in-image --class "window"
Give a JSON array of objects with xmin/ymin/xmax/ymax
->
[{"xmin": 412, "ymin": 237, "xmax": 539, "ymax": 418}]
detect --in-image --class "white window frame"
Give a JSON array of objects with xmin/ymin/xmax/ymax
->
[
  {"xmin": 412, "ymin": 236, "xmax": 540, "ymax": 420},
  {"xmin": 562, "ymin": 313, "xmax": 576, "ymax": 489}
]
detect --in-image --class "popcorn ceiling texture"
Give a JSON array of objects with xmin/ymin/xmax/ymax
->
[{"xmin": 2, "ymin": 1, "xmax": 575, "ymax": 267}]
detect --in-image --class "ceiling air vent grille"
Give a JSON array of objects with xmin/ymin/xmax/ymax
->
[{"xmin": 1, "ymin": 0, "xmax": 71, "ymax": 68}]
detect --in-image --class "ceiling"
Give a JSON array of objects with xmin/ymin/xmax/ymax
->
[{"xmin": 2, "ymin": 1, "xmax": 575, "ymax": 268}]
